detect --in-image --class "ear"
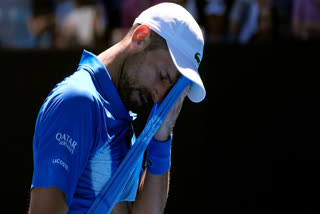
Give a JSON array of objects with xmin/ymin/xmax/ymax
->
[{"xmin": 130, "ymin": 25, "xmax": 152, "ymax": 52}]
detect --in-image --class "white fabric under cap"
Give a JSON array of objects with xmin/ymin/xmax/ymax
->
[{"xmin": 134, "ymin": 2, "xmax": 206, "ymax": 103}]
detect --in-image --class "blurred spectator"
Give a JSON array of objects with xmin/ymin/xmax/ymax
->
[
  {"xmin": 29, "ymin": 0, "xmax": 75, "ymax": 48},
  {"xmin": 271, "ymin": 0, "xmax": 293, "ymax": 42},
  {"xmin": 173, "ymin": 0, "xmax": 199, "ymax": 21},
  {"xmin": 28, "ymin": 0, "xmax": 56, "ymax": 48},
  {"xmin": 292, "ymin": 0, "xmax": 320, "ymax": 41},
  {"xmin": 0, "ymin": 0, "xmax": 35, "ymax": 48},
  {"xmin": 226, "ymin": 0, "xmax": 258, "ymax": 44},
  {"xmin": 121, "ymin": 0, "xmax": 165, "ymax": 29},
  {"xmin": 250, "ymin": 0, "xmax": 273, "ymax": 44},
  {"xmin": 109, "ymin": 0, "xmax": 199, "ymax": 45},
  {"xmin": 56, "ymin": 0, "xmax": 106, "ymax": 49},
  {"xmin": 108, "ymin": 0, "xmax": 165, "ymax": 45},
  {"xmin": 203, "ymin": 0, "xmax": 228, "ymax": 44},
  {"xmin": 28, "ymin": 0, "xmax": 107, "ymax": 49},
  {"xmin": 225, "ymin": 0, "xmax": 273, "ymax": 44},
  {"xmin": 55, "ymin": 0, "xmax": 75, "ymax": 33},
  {"xmin": 103, "ymin": 0, "xmax": 123, "ymax": 45}
]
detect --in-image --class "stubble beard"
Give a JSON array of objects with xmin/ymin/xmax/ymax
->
[
  {"xmin": 118, "ymin": 53, "xmax": 153, "ymax": 115},
  {"xmin": 118, "ymin": 78, "xmax": 153, "ymax": 115}
]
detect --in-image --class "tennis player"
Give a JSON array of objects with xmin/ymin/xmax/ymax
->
[{"xmin": 29, "ymin": 2, "xmax": 206, "ymax": 213}]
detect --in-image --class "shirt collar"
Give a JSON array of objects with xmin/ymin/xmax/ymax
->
[{"xmin": 78, "ymin": 49, "xmax": 133, "ymax": 122}]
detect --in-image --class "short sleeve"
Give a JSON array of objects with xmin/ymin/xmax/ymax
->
[{"xmin": 31, "ymin": 87, "xmax": 98, "ymax": 206}]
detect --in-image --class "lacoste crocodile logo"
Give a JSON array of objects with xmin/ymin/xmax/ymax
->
[{"xmin": 194, "ymin": 52, "xmax": 201, "ymax": 64}]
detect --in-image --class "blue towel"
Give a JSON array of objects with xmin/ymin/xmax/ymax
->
[{"xmin": 87, "ymin": 76, "xmax": 191, "ymax": 214}]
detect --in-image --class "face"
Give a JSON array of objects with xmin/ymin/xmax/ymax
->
[{"xmin": 118, "ymin": 47, "xmax": 181, "ymax": 113}]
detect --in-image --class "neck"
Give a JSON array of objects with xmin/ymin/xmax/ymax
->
[{"xmin": 97, "ymin": 41, "xmax": 129, "ymax": 88}]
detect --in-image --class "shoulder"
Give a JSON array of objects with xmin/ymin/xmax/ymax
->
[
  {"xmin": 60, "ymin": 82, "xmax": 96, "ymax": 104},
  {"xmin": 39, "ymin": 76, "xmax": 101, "ymax": 122},
  {"xmin": 48, "ymin": 82, "xmax": 96, "ymax": 110},
  {"xmin": 51, "ymin": 70, "xmax": 99, "ymax": 105}
]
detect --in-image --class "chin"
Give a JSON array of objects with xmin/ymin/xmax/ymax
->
[
  {"xmin": 122, "ymin": 91, "xmax": 152, "ymax": 114},
  {"xmin": 133, "ymin": 103, "xmax": 153, "ymax": 115}
]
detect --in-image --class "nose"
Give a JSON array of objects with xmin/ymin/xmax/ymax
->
[
  {"xmin": 151, "ymin": 83, "xmax": 170, "ymax": 103},
  {"xmin": 151, "ymin": 87, "xmax": 161, "ymax": 104}
]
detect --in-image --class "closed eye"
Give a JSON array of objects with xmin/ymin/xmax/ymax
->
[
  {"xmin": 160, "ymin": 70, "xmax": 166, "ymax": 80},
  {"xmin": 160, "ymin": 69, "xmax": 173, "ymax": 85}
]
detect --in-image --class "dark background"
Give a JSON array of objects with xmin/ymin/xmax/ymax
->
[{"xmin": 1, "ymin": 42, "xmax": 319, "ymax": 213}]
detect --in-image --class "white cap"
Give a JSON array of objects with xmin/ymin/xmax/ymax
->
[{"xmin": 134, "ymin": 2, "xmax": 206, "ymax": 103}]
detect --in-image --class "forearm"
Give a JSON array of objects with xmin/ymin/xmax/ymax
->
[
  {"xmin": 128, "ymin": 85, "xmax": 189, "ymax": 213},
  {"xmin": 130, "ymin": 170, "xmax": 170, "ymax": 214}
]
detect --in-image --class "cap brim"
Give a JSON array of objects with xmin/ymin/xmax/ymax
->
[{"xmin": 167, "ymin": 41, "xmax": 206, "ymax": 103}]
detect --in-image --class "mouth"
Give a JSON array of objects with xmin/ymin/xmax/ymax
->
[
  {"xmin": 136, "ymin": 92, "xmax": 142, "ymax": 106},
  {"xmin": 138, "ymin": 90, "xmax": 151, "ymax": 107},
  {"xmin": 138, "ymin": 91, "xmax": 145, "ymax": 106}
]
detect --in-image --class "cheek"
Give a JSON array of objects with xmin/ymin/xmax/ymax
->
[
  {"xmin": 122, "ymin": 52, "xmax": 156, "ymax": 88},
  {"xmin": 135, "ymin": 63, "xmax": 157, "ymax": 88},
  {"xmin": 122, "ymin": 50, "xmax": 162, "ymax": 92}
]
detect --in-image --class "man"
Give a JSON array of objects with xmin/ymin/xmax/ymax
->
[{"xmin": 29, "ymin": 2, "xmax": 205, "ymax": 213}]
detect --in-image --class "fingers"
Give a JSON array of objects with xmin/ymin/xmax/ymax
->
[
  {"xmin": 172, "ymin": 85, "xmax": 190, "ymax": 115},
  {"xmin": 164, "ymin": 85, "xmax": 190, "ymax": 126},
  {"xmin": 154, "ymin": 85, "xmax": 190, "ymax": 141},
  {"xmin": 180, "ymin": 85, "xmax": 190, "ymax": 102}
]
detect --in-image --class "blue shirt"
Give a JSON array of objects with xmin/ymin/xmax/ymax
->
[{"xmin": 31, "ymin": 50, "xmax": 143, "ymax": 213}]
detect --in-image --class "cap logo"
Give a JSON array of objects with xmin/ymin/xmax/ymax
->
[{"xmin": 194, "ymin": 52, "xmax": 201, "ymax": 64}]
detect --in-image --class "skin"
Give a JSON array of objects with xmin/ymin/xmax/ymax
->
[{"xmin": 29, "ymin": 25, "xmax": 189, "ymax": 214}]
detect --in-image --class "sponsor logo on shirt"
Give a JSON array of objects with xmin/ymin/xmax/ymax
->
[
  {"xmin": 52, "ymin": 158, "xmax": 69, "ymax": 171},
  {"xmin": 56, "ymin": 132, "xmax": 78, "ymax": 154}
]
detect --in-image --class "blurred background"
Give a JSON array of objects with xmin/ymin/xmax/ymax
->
[
  {"xmin": 1, "ymin": 0, "xmax": 319, "ymax": 213},
  {"xmin": 1, "ymin": 0, "xmax": 320, "ymax": 49}
]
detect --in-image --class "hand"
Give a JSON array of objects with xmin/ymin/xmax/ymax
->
[{"xmin": 153, "ymin": 85, "xmax": 190, "ymax": 141}]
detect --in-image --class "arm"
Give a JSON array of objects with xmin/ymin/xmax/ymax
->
[
  {"xmin": 29, "ymin": 89, "xmax": 96, "ymax": 214},
  {"xmin": 128, "ymin": 86, "xmax": 190, "ymax": 214},
  {"xmin": 129, "ymin": 170, "xmax": 170, "ymax": 214},
  {"xmin": 29, "ymin": 187, "xmax": 68, "ymax": 214}
]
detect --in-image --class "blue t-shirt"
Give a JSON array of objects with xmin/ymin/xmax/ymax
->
[{"xmin": 31, "ymin": 50, "xmax": 143, "ymax": 213}]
